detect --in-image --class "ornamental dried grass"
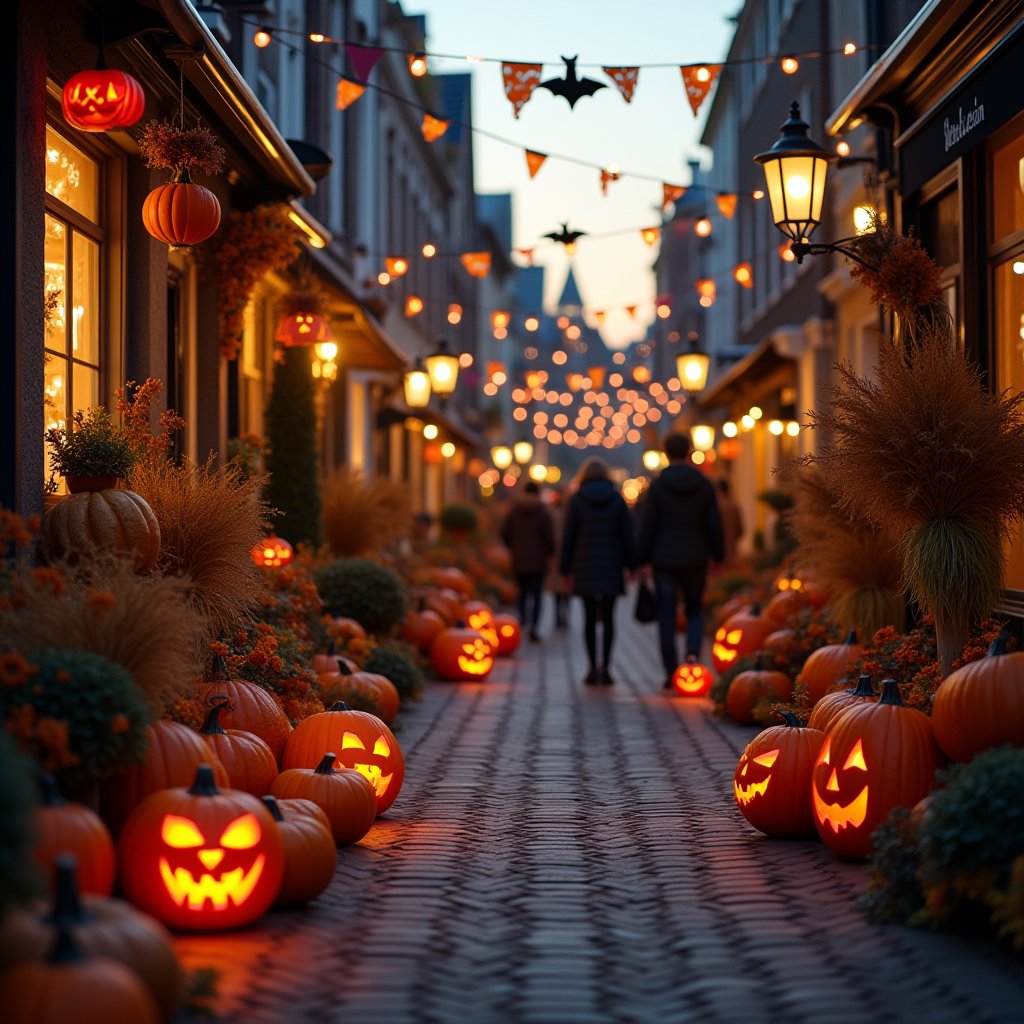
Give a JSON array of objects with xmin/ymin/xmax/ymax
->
[
  {"xmin": 322, "ymin": 467, "xmax": 413, "ymax": 558},
  {"xmin": 137, "ymin": 119, "xmax": 225, "ymax": 176},
  {"xmin": 130, "ymin": 456, "xmax": 268, "ymax": 634}
]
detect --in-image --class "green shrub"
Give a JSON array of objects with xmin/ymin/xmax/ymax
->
[
  {"xmin": 313, "ymin": 558, "xmax": 406, "ymax": 635},
  {"xmin": 439, "ymin": 502, "xmax": 478, "ymax": 534},
  {"xmin": 859, "ymin": 807, "xmax": 926, "ymax": 925},
  {"xmin": 362, "ymin": 642, "xmax": 425, "ymax": 702},
  {"xmin": 0, "ymin": 729, "xmax": 42, "ymax": 909},
  {"xmin": 44, "ymin": 406, "xmax": 135, "ymax": 491}
]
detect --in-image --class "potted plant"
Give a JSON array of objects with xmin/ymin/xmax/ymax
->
[{"xmin": 45, "ymin": 407, "xmax": 135, "ymax": 493}]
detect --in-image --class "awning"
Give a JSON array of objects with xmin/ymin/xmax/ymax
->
[
  {"xmin": 376, "ymin": 405, "xmax": 486, "ymax": 453},
  {"xmin": 697, "ymin": 334, "xmax": 796, "ymax": 409}
]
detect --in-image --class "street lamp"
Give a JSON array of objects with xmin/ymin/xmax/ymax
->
[
  {"xmin": 675, "ymin": 333, "xmax": 710, "ymax": 393},
  {"xmin": 491, "ymin": 445, "xmax": 513, "ymax": 470},
  {"xmin": 528, "ymin": 463, "xmax": 547, "ymax": 483},
  {"xmin": 513, "ymin": 440, "xmax": 534, "ymax": 464},
  {"xmin": 403, "ymin": 358, "xmax": 432, "ymax": 409},
  {"xmin": 424, "ymin": 338, "xmax": 459, "ymax": 405},
  {"xmin": 642, "ymin": 448, "xmax": 663, "ymax": 472},
  {"xmin": 690, "ymin": 424, "xmax": 716, "ymax": 452}
]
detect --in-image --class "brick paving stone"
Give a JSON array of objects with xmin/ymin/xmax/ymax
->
[{"xmin": 173, "ymin": 594, "xmax": 1024, "ymax": 1023}]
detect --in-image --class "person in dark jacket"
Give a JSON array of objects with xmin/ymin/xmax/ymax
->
[
  {"xmin": 560, "ymin": 458, "xmax": 637, "ymax": 685},
  {"xmin": 500, "ymin": 481, "xmax": 555, "ymax": 641},
  {"xmin": 636, "ymin": 432, "xmax": 725, "ymax": 688}
]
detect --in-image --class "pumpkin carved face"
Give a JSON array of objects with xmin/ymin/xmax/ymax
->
[
  {"xmin": 252, "ymin": 533, "xmax": 294, "ymax": 568},
  {"xmin": 811, "ymin": 735, "xmax": 869, "ymax": 835},
  {"xmin": 62, "ymin": 69, "xmax": 145, "ymax": 131},
  {"xmin": 711, "ymin": 607, "xmax": 774, "ymax": 674},
  {"xmin": 671, "ymin": 661, "xmax": 713, "ymax": 697},
  {"xmin": 274, "ymin": 313, "xmax": 330, "ymax": 347},
  {"xmin": 459, "ymin": 638, "xmax": 494, "ymax": 676},
  {"xmin": 734, "ymin": 748, "xmax": 779, "ymax": 806},
  {"xmin": 430, "ymin": 626, "xmax": 495, "ymax": 681},
  {"xmin": 493, "ymin": 613, "xmax": 522, "ymax": 657},
  {"xmin": 463, "ymin": 601, "xmax": 499, "ymax": 651}
]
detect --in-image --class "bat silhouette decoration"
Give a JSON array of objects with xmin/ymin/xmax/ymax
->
[
  {"xmin": 539, "ymin": 56, "xmax": 607, "ymax": 109},
  {"xmin": 543, "ymin": 223, "xmax": 587, "ymax": 250}
]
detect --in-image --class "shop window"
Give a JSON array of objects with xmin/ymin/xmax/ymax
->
[
  {"xmin": 44, "ymin": 125, "xmax": 103, "ymax": 484},
  {"xmin": 992, "ymin": 131, "xmax": 1024, "ymax": 241},
  {"xmin": 918, "ymin": 186, "xmax": 960, "ymax": 333}
]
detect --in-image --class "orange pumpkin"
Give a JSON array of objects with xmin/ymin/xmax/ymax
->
[
  {"xmin": 272, "ymin": 797, "xmax": 332, "ymax": 834},
  {"xmin": 725, "ymin": 658, "xmax": 793, "ymax": 725},
  {"xmin": 62, "ymin": 69, "xmax": 145, "ymax": 132},
  {"xmin": 270, "ymin": 753, "xmax": 378, "ymax": 845},
  {"xmin": 142, "ymin": 172, "xmax": 221, "ymax": 247},
  {"xmin": 429, "ymin": 566, "xmax": 473, "ymax": 597},
  {"xmin": 318, "ymin": 663, "xmax": 397, "ymax": 724},
  {"xmin": 400, "ymin": 604, "xmax": 447, "ymax": 652},
  {"xmin": 251, "ymin": 533, "xmax": 294, "ymax": 568},
  {"xmin": 430, "ymin": 625, "xmax": 495, "ymax": 681},
  {"xmin": 260, "ymin": 796, "xmax": 336, "ymax": 906},
  {"xmin": 711, "ymin": 605, "xmax": 775, "ymax": 674},
  {"xmin": 493, "ymin": 613, "xmax": 522, "ymax": 657},
  {"xmin": 40, "ymin": 489, "xmax": 161, "ymax": 572},
  {"xmin": 118, "ymin": 765, "xmax": 284, "ymax": 931},
  {"xmin": 462, "ymin": 600, "xmax": 499, "ymax": 651},
  {"xmin": 763, "ymin": 628, "xmax": 798, "ymax": 655},
  {"xmin": 274, "ymin": 312, "xmax": 331, "ymax": 347},
  {"xmin": 763, "ymin": 589, "xmax": 804, "ymax": 627},
  {"xmin": 799, "ymin": 629, "xmax": 863, "ymax": 705},
  {"xmin": 327, "ymin": 617, "xmax": 367, "ymax": 642},
  {"xmin": 282, "ymin": 703, "xmax": 404, "ymax": 815},
  {"xmin": 34, "ymin": 774, "xmax": 115, "ymax": 896},
  {"xmin": 807, "ymin": 674, "xmax": 877, "ymax": 734},
  {"xmin": 311, "ymin": 641, "xmax": 357, "ymax": 677},
  {"xmin": 197, "ymin": 701, "xmax": 278, "ymax": 797},
  {"xmin": 671, "ymin": 659, "xmax": 714, "ymax": 698}
]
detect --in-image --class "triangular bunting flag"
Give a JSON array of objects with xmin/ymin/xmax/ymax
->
[
  {"xmin": 515, "ymin": 247, "xmax": 536, "ymax": 265},
  {"xmin": 460, "ymin": 252, "xmax": 492, "ymax": 279},
  {"xmin": 421, "ymin": 114, "xmax": 450, "ymax": 143},
  {"xmin": 602, "ymin": 66, "xmax": 639, "ymax": 103},
  {"xmin": 502, "ymin": 62, "xmax": 544, "ymax": 118},
  {"xmin": 525, "ymin": 149, "xmax": 548, "ymax": 179},
  {"xmin": 716, "ymin": 193, "xmax": 738, "ymax": 219},
  {"xmin": 346, "ymin": 43, "xmax": 384, "ymax": 83},
  {"xmin": 662, "ymin": 183, "xmax": 687, "ymax": 209},
  {"xmin": 336, "ymin": 77, "xmax": 366, "ymax": 110},
  {"xmin": 625, "ymin": 304, "xmax": 638, "ymax": 318},
  {"xmin": 680, "ymin": 64, "xmax": 721, "ymax": 116}
]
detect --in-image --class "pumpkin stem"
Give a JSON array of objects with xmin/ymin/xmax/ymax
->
[
  {"xmin": 779, "ymin": 711, "xmax": 804, "ymax": 728},
  {"xmin": 188, "ymin": 763, "xmax": 221, "ymax": 796},
  {"xmin": 261, "ymin": 795, "xmax": 285, "ymax": 822},
  {"xmin": 335, "ymin": 660, "xmax": 352, "ymax": 677},
  {"xmin": 199, "ymin": 701, "xmax": 230, "ymax": 736},
  {"xmin": 455, "ymin": 619, "xmax": 467, "ymax": 628},
  {"xmin": 175, "ymin": 166, "xmax": 193, "ymax": 185},
  {"xmin": 325, "ymin": 639, "xmax": 337, "ymax": 656},
  {"xmin": 851, "ymin": 674, "xmax": 876, "ymax": 697},
  {"xmin": 988, "ymin": 634, "xmax": 1008, "ymax": 657},
  {"xmin": 878, "ymin": 679, "xmax": 904, "ymax": 706},
  {"xmin": 314, "ymin": 753, "xmax": 337, "ymax": 775},
  {"xmin": 750, "ymin": 602, "xmax": 762, "ymax": 615},
  {"xmin": 48, "ymin": 855, "xmax": 87, "ymax": 926},
  {"xmin": 844, "ymin": 629, "xmax": 859, "ymax": 645},
  {"xmin": 48, "ymin": 921, "xmax": 85, "ymax": 965},
  {"xmin": 327, "ymin": 701, "xmax": 350, "ymax": 712},
  {"xmin": 38, "ymin": 773, "xmax": 67, "ymax": 808},
  {"xmin": 752, "ymin": 655, "xmax": 764, "ymax": 670},
  {"xmin": 211, "ymin": 653, "xmax": 228, "ymax": 678}
]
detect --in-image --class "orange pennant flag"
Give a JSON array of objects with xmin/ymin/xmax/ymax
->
[
  {"xmin": 587, "ymin": 367, "xmax": 606, "ymax": 389},
  {"xmin": 385, "ymin": 257, "xmax": 409, "ymax": 278},
  {"xmin": 525, "ymin": 149, "xmax": 548, "ymax": 179},
  {"xmin": 502, "ymin": 62, "xmax": 544, "ymax": 118},
  {"xmin": 680, "ymin": 64, "xmax": 722, "ymax": 116},
  {"xmin": 625, "ymin": 304, "xmax": 638, "ymax": 318},
  {"xmin": 662, "ymin": 183, "xmax": 687, "ymax": 209},
  {"xmin": 336, "ymin": 78, "xmax": 366, "ymax": 111},
  {"xmin": 716, "ymin": 193, "xmax": 738, "ymax": 219},
  {"xmin": 421, "ymin": 114, "xmax": 449, "ymax": 143},
  {"xmin": 460, "ymin": 252, "xmax": 492, "ymax": 279},
  {"xmin": 602, "ymin": 66, "xmax": 639, "ymax": 103}
]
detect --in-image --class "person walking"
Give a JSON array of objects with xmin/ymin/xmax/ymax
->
[
  {"xmin": 545, "ymin": 489, "xmax": 570, "ymax": 629},
  {"xmin": 500, "ymin": 480, "xmax": 554, "ymax": 641},
  {"xmin": 560, "ymin": 458, "xmax": 637, "ymax": 685},
  {"xmin": 716, "ymin": 478, "xmax": 745, "ymax": 568},
  {"xmin": 637, "ymin": 433, "xmax": 725, "ymax": 689}
]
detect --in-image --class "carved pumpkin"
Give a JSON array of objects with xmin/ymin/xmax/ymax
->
[
  {"xmin": 711, "ymin": 605, "xmax": 775, "ymax": 674},
  {"xmin": 807, "ymin": 674, "xmax": 877, "ymax": 734},
  {"xmin": 197, "ymin": 701, "xmax": 278, "ymax": 797},
  {"xmin": 430, "ymin": 625, "xmax": 495, "ymax": 681},
  {"xmin": 811, "ymin": 680, "xmax": 943, "ymax": 860},
  {"xmin": 118, "ymin": 765, "xmax": 284, "ymax": 931},
  {"xmin": 400, "ymin": 603, "xmax": 447, "ymax": 652},
  {"xmin": 773, "ymin": 573, "xmax": 804, "ymax": 593},
  {"xmin": 931, "ymin": 635, "xmax": 1024, "ymax": 762},
  {"xmin": 733, "ymin": 713, "xmax": 825, "ymax": 838},
  {"xmin": 142, "ymin": 171, "xmax": 221, "ymax": 247},
  {"xmin": 493, "ymin": 613, "xmax": 522, "ymax": 657},
  {"xmin": 0, "ymin": 856, "xmax": 182, "ymax": 1019},
  {"xmin": 273, "ymin": 312, "xmax": 331, "ymax": 347},
  {"xmin": 251, "ymin": 533, "xmax": 294, "ymax": 568},
  {"xmin": 62, "ymin": 69, "xmax": 145, "ymax": 132},
  {"xmin": 197, "ymin": 657, "xmax": 292, "ymax": 763},
  {"xmin": 725, "ymin": 658, "xmax": 793, "ymax": 724},
  {"xmin": 799, "ymin": 630, "xmax": 863, "ymax": 705},
  {"xmin": 462, "ymin": 600, "xmax": 499, "ymax": 651},
  {"xmin": 671, "ymin": 659, "xmax": 714, "ymax": 698},
  {"xmin": 34, "ymin": 774, "xmax": 115, "ymax": 896},
  {"xmin": 40, "ymin": 488, "xmax": 161, "ymax": 572},
  {"xmin": 763, "ymin": 589, "xmax": 804, "ymax": 628},
  {"xmin": 101, "ymin": 721, "xmax": 229, "ymax": 834},
  {"xmin": 270, "ymin": 753, "xmax": 378, "ymax": 845},
  {"xmin": 261, "ymin": 796, "xmax": 336, "ymax": 907},
  {"xmin": 282, "ymin": 703, "xmax": 404, "ymax": 815}
]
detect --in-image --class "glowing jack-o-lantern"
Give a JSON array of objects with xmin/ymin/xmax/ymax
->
[
  {"xmin": 274, "ymin": 312, "xmax": 331, "ymax": 347},
  {"xmin": 711, "ymin": 605, "xmax": 774, "ymax": 674},
  {"xmin": 430, "ymin": 625, "xmax": 495, "ymax": 681},
  {"xmin": 671, "ymin": 659, "xmax": 714, "ymax": 697},
  {"xmin": 493, "ymin": 613, "xmax": 522, "ymax": 657},
  {"xmin": 463, "ymin": 600, "xmax": 499, "ymax": 651},
  {"xmin": 117, "ymin": 765, "xmax": 284, "ymax": 931},
  {"xmin": 251, "ymin": 532, "xmax": 294, "ymax": 568},
  {"xmin": 733, "ymin": 712, "xmax": 824, "ymax": 837},
  {"xmin": 811, "ymin": 680, "xmax": 942, "ymax": 860},
  {"xmin": 282, "ymin": 703, "xmax": 404, "ymax": 815},
  {"xmin": 62, "ymin": 69, "xmax": 145, "ymax": 132}
]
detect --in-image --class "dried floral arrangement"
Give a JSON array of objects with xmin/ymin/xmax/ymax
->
[
  {"xmin": 322, "ymin": 466, "xmax": 414, "ymax": 558},
  {"xmin": 115, "ymin": 377, "xmax": 187, "ymax": 469},
  {"xmin": 137, "ymin": 118, "xmax": 225, "ymax": 177},
  {"xmin": 279, "ymin": 278, "xmax": 328, "ymax": 318}
]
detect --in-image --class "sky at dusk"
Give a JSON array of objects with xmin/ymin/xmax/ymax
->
[{"xmin": 411, "ymin": 0, "xmax": 740, "ymax": 349}]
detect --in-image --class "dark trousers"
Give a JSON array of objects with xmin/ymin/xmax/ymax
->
[
  {"xmin": 653, "ymin": 566, "xmax": 708, "ymax": 673},
  {"xmin": 582, "ymin": 594, "xmax": 616, "ymax": 668},
  {"xmin": 517, "ymin": 572, "xmax": 544, "ymax": 629}
]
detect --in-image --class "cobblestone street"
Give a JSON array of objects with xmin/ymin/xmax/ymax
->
[{"xmin": 175, "ymin": 598, "xmax": 1024, "ymax": 1023}]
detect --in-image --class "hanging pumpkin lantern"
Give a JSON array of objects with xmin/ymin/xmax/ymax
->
[
  {"xmin": 931, "ymin": 635, "xmax": 1024, "ymax": 762},
  {"xmin": 462, "ymin": 600, "xmax": 499, "ymax": 652},
  {"xmin": 430, "ymin": 625, "xmax": 495, "ymax": 681},
  {"xmin": 118, "ymin": 764, "xmax": 284, "ymax": 931},
  {"xmin": 273, "ymin": 312, "xmax": 331, "ymax": 347},
  {"xmin": 197, "ymin": 701, "xmax": 278, "ymax": 797},
  {"xmin": 251, "ymin": 533, "xmax": 294, "ymax": 568},
  {"xmin": 798, "ymin": 629, "xmax": 863, "ymax": 705},
  {"xmin": 62, "ymin": 68, "xmax": 145, "ymax": 132},
  {"xmin": 711, "ymin": 605, "xmax": 775, "ymax": 674},
  {"xmin": 260, "ymin": 796, "xmax": 336, "ymax": 907},
  {"xmin": 811, "ymin": 680, "xmax": 943, "ymax": 860},
  {"xmin": 400, "ymin": 602, "xmax": 447, "ymax": 652},
  {"xmin": 671, "ymin": 659, "xmax": 714, "ymax": 697},
  {"xmin": 282, "ymin": 703, "xmax": 405, "ymax": 815},
  {"xmin": 733, "ymin": 713, "xmax": 825, "ymax": 838},
  {"xmin": 807, "ymin": 674, "xmax": 877, "ymax": 734},
  {"xmin": 142, "ymin": 170, "xmax": 221, "ymax": 247},
  {"xmin": 725, "ymin": 658, "xmax": 793, "ymax": 724},
  {"xmin": 493, "ymin": 613, "xmax": 522, "ymax": 657},
  {"xmin": 34, "ymin": 774, "xmax": 115, "ymax": 897},
  {"xmin": 270, "ymin": 753, "xmax": 378, "ymax": 845}
]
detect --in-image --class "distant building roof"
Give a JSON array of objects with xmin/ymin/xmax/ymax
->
[
  {"xmin": 557, "ymin": 266, "xmax": 584, "ymax": 311},
  {"xmin": 436, "ymin": 73, "xmax": 471, "ymax": 144},
  {"xmin": 513, "ymin": 265, "xmax": 545, "ymax": 311}
]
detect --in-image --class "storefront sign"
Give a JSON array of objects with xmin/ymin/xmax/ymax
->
[{"xmin": 942, "ymin": 97, "xmax": 985, "ymax": 153}]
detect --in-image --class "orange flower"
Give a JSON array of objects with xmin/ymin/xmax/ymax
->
[
  {"xmin": 0, "ymin": 652, "xmax": 33, "ymax": 687},
  {"xmin": 110, "ymin": 713, "xmax": 130, "ymax": 734},
  {"xmin": 209, "ymin": 641, "xmax": 229, "ymax": 658}
]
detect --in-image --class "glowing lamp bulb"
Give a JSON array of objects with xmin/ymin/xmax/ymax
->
[
  {"xmin": 768, "ymin": 419, "xmax": 784, "ymax": 436},
  {"xmin": 695, "ymin": 217, "xmax": 712, "ymax": 238},
  {"xmin": 441, "ymin": 441, "xmax": 456, "ymax": 458},
  {"xmin": 844, "ymin": 42, "xmax": 857, "ymax": 55},
  {"xmin": 408, "ymin": 53, "xmax": 428, "ymax": 77},
  {"xmin": 405, "ymin": 296, "xmax": 424, "ymax": 317},
  {"xmin": 786, "ymin": 420, "xmax": 801, "ymax": 437},
  {"xmin": 525, "ymin": 317, "xmax": 539, "ymax": 332},
  {"xmin": 423, "ymin": 423, "xmax": 439, "ymax": 440},
  {"xmin": 749, "ymin": 406, "xmax": 763, "ymax": 420},
  {"xmin": 422, "ymin": 243, "xmax": 436, "ymax": 258},
  {"xmin": 781, "ymin": 56, "xmax": 799, "ymax": 74},
  {"xmin": 722, "ymin": 421, "xmax": 738, "ymax": 437},
  {"xmin": 528, "ymin": 464, "xmax": 548, "ymax": 483},
  {"xmin": 254, "ymin": 28, "xmax": 272, "ymax": 48},
  {"xmin": 836, "ymin": 140, "xmax": 851, "ymax": 157},
  {"xmin": 695, "ymin": 65, "xmax": 711, "ymax": 83},
  {"xmin": 315, "ymin": 341, "xmax": 338, "ymax": 361},
  {"xmin": 785, "ymin": 174, "xmax": 810, "ymax": 199}
]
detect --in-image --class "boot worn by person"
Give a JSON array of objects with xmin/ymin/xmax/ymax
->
[
  {"xmin": 600, "ymin": 667, "xmax": 614, "ymax": 685},
  {"xmin": 584, "ymin": 666, "xmax": 600, "ymax": 685}
]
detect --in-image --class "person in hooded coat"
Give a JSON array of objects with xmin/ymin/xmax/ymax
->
[
  {"xmin": 500, "ymin": 480, "xmax": 555, "ymax": 641},
  {"xmin": 637, "ymin": 432, "xmax": 725, "ymax": 688},
  {"xmin": 560, "ymin": 458, "xmax": 637, "ymax": 685}
]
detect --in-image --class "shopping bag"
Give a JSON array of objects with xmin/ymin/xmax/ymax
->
[{"xmin": 634, "ymin": 581, "xmax": 657, "ymax": 623}]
